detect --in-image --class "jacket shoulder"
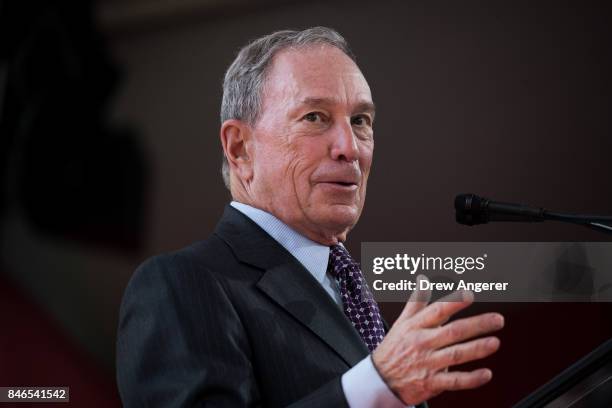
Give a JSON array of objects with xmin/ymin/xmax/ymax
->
[
  {"xmin": 116, "ymin": 235, "xmax": 259, "ymax": 406},
  {"xmin": 129, "ymin": 234, "xmax": 240, "ymax": 286}
]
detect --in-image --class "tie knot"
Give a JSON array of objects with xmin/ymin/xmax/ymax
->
[{"xmin": 328, "ymin": 244, "xmax": 358, "ymax": 278}]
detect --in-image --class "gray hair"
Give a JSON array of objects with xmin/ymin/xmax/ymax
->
[{"xmin": 220, "ymin": 26, "xmax": 356, "ymax": 189}]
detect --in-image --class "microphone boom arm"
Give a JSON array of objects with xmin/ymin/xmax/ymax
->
[{"xmin": 455, "ymin": 194, "xmax": 612, "ymax": 236}]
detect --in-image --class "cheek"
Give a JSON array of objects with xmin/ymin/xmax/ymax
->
[
  {"xmin": 252, "ymin": 147, "xmax": 290, "ymax": 198},
  {"xmin": 289, "ymin": 165, "xmax": 315, "ymax": 204},
  {"xmin": 288, "ymin": 139, "xmax": 326, "ymax": 180},
  {"xmin": 359, "ymin": 143, "xmax": 374, "ymax": 176},
  {"xmin": 253, "ymin": 140, "xmax": 307, "ymax": 198},
  {"xmin": 358, "ymin": 145, "xmax": 373, "ymax": 201},
  {"xmin": 255, "ymin": 134, "xmax": 291, "ymax": 171}
]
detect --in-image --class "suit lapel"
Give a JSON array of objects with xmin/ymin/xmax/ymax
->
[
  {"xmin": 257, "ymin": 262, "xmax": 369, "ymax": 367},
  {"xmin": 215, "ymin": 205, "xmax": 369, "ymax": 367}
]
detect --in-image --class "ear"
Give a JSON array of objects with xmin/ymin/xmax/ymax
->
[{"xmin": 220, "ymin": 119, "xmax": 254, "ymax": 183}]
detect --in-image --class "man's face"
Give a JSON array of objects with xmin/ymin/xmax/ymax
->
[{"xmin": 247, "ymin": 44, "xmax": 374, "ymax": 244}]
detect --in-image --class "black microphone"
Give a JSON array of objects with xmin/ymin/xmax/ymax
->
[
  {"xmin": 454, "ymin": 193, "xmax": 612, "ymax": 235},
  {"xmin": 454, "ymin": 194, "xmax": 545, "ymax": 225}
]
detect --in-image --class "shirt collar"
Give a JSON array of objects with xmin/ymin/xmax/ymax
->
[{"xmin": 230, "ymin": 201, "xmax": 330, "ymax": 284}]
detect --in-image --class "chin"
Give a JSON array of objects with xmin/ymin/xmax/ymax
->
[{"xmin": 317, "ymin": 203, "xmax": 360, "ymax": 231}]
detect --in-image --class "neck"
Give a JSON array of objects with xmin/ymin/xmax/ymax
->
[{"xmin": 231, "ymin": 197, "xmax": 349, "ymax": 246}]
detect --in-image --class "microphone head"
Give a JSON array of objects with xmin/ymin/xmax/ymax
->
[{"xmin": 455, "ymin": 194, "xmax": 488, "ymax": 225}]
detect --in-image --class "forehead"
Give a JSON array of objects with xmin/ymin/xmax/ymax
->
[{"xmin": 262, "ymin": 44, "xmax": 373, "ymax": 107}]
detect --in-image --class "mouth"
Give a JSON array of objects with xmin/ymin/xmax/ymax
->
[
  {"xmin": 319, "ymin": 181, "xmax": 359, "ymax": 191},
  {"xmin": 313, "ymin": 168, "xmax": 362, "ymax": 192}
]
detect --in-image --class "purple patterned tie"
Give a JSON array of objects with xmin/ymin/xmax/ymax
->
[{"xmin": 328, "ymin": 244, "xmax": 386, "ymax": 352}]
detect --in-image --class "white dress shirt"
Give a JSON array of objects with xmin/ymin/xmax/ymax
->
[{"xmin": 230, "ymin": 201, "xmax": 411, "ymax": 408}]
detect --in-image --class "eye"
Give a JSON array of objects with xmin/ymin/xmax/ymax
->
[
  {"xmin": 351, "ymin": 114, "xmax": 372, "ymax": 127},
  {"xmin": 302, "ymin": 112, "xmax": 325, "ymax": 123}
]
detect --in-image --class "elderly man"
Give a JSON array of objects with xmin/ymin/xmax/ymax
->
[{"xmin": 117, "ymin": 27, "xmax": 504, "ymax": 407}]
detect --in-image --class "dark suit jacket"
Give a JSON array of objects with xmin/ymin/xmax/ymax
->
[{"xmin": 117, "ymin": 205, "xmax": 427, "ymax": 407}]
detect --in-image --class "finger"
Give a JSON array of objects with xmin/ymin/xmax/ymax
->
[
  {"xmin": 408, "ymin": 290, "xmax": 474, "ymax": 329},
  {"xmin": 428, "ymin": 337, "xmax": 500, "ymax": 370},
  {"xmin": 431, "ymin": 290, "xmax": 474, "ymax": 326},
  {"xmin": 429, "ymin": 313, "xmax": 505, "ymax": 349},
  {"xmin": 398, "ymin": 275, "xmax": 432, "ymax": 321},
  {"xmin": 429, "ymin": 368, "xmax": 493, "ymax": 392}
]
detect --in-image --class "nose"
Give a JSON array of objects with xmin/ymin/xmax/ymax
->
[{"xmin": 330, "ymin": 119, "xmax": 359, "ymax": 162}]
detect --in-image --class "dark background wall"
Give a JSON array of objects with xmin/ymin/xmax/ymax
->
[{"xmin": 2, "ymin": 0, "xmax": 611, "ymax": 406}]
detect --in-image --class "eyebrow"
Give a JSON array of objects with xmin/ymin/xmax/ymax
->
[{"xmin": 299, "ymin": 97, "xmax": 376, "ymax": 118}]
